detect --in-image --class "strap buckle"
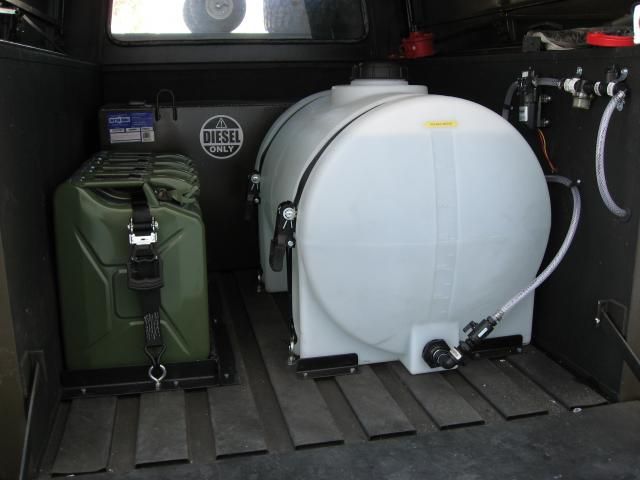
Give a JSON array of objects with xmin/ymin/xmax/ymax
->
[
  {"xmin": 128, "ymin": 250, "xmax": 163, "ymax": 291},
  {"xmin": 244, "ymin": 171, "xmax": 262, "ymax": 221},
  {"xmin": 269, "ymin": 201, "xmax": 297, "ymax": 272},
  {"xmin": 128, "ymin": 217, "xmax": 159, "ymax": 246}
]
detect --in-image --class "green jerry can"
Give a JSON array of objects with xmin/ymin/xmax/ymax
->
[{"xmin": 54, "ymin": 152, "xmax": 210, "ymax": 370}]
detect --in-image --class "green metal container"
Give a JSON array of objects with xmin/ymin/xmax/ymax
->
[{"xmin": 54, "ymin": 152, "xmax": 210, "ymax": 370}]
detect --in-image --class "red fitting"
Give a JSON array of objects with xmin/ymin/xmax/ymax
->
[
  {"xmin": 586, "ymin": 32, "xmax": 634, "ymax": 48},
  {"xmin": 401, "ymin": 31, "xmax": 435, "ymax": 59}
]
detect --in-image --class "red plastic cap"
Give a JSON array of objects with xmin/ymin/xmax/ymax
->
[
  {"xmin": 586, "ymin": 31, "xmax": 634, "ymax": 47},
  {"xmin": 401, "ymin": 31, "xmax": 435, "ymax": 59}
]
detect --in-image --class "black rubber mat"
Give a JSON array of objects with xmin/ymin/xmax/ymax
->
[
  {"xmin": 391, "ymin": 362, "xmax": 484, "ymax": 429},
  {"xmin": 458, "ymin": 359, "xmax": 549, "ymax": 419},
  {"xmin": 208, "ymin": 386, "xmax": 267, "ymax": 457},
  {"xmin": 208, "ymin": 274, "xmax": 267, "ymax": 458},
  {"xmin": 237, "ymin": 271, "xmax": 344, "ymax": 448},
  {"xmin": 108, "ymin": 395, "xmax": 140, "ymax": 473},
  {"xmin": 75, "ymin": 402, "xmax": 640, "ymax": 480},
  {"xmin": 42, "ymin": 270, "xmax": 614, "ymax": 478},
  {"xmin": 509, "ymin": 348, "xmax": 608, "ymax": 409},
  {"xmin": 51, "ymin": 397, "xmax": 116, "ymax": 474},
  {"xmin": 135, "ymin": 390, "xmax": 189, "ymax": 466},
  {"xmin": 335, "ymin": 365, "xmax": 414, "ymax": 439}
]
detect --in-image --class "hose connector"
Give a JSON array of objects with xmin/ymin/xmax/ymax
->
[
  {"xmin": 422, "ymin": 339, "xmax": 462, "ymax": 369},
  {"xmin": 458, "ymin": 316, "xmax": 499, "ymax": 353}
]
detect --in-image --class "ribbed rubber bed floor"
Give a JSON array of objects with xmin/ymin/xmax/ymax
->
[{"xmin": 39, "ymin": 271, "xmax": 622, "ymax": 479}]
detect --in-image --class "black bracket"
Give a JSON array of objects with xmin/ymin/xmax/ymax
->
[
  {"xmin": 244, "ymin": 170, "xmax": 261, "ymax": 221},
  {"xmin": 155, "ymin": 88, "xmax": 178, "ymax": 121},
  {"xmin": 517, "ymin": 68, "xmax": 550, "ymax": 129},
  {"xmin": 269, "ymin": 201, "xmax": 297, "ymax": 272},
  {"xmin": 296, "ymin": 353, "xmax": 359, "ymax": 379},
  {"xmin": 596, "ymin": 300, "xmax": 640, "ymax": 382},
  {"xmin": 19, "ymin": 350, "xmax": 46, "ymax": 399}
]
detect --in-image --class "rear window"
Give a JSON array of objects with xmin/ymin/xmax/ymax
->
[{"xmin": 110, "ymin": 0, "xmax": 367, "ymax": 42}]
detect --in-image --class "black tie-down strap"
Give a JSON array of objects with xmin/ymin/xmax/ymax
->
[
  {"xmin": 269, "ymin": 201, "xmax": 297, "ymax": 272},
  {"xmin": 127, "ymin": 191, "xmax": 166, "ymax": 389},
  {"xmin": 244, "ymin": 170, "xmax": 262, "ymax": 221},
  {"xmin": 269, "ymin": 201, "xmax": 299, "ymax": 364}
]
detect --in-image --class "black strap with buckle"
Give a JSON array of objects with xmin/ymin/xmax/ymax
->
[
  {"xmin": 127, "ymin": 190, "xmax": 166, "ymax": 389},
  {"xmin": 244, "ymin": 170, "xmax": 262, "ymax": 221},
  {"xmin": 269, "ymin": 201, "xmax": 297, "ymax": 272}
]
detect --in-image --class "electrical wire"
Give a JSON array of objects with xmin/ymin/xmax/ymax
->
[{"xmin": 536, "ymin": 128, "xmax": 558, "ymax": 173}]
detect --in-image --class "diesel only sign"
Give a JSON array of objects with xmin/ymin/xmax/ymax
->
[{"xmin": 200, "ymin": 115, "xmax": 244, "ymax": 159}]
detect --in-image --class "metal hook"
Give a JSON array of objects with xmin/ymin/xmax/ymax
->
[
  {"xmin": 148, "ymin": 364, "xmax": 167, "ymax": 390},
  {"xmin": 155, "ymin": 89, "xmax": 178, "ymax": 122}
]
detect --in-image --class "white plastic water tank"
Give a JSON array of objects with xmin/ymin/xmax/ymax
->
[{"xmin": 255, "ymin": 74, "xmax": 551, "ymax": 374}]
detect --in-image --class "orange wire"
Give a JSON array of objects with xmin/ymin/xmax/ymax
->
[{"xmin": 537, "ymin": 128, "xmax": 558, "ymax": 173}]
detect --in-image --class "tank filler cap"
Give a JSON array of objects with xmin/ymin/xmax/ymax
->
[{"xmin": 351, "ymin": 62, "xmax": 407, "ymax": 81}]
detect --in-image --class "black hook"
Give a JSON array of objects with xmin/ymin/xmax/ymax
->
[{"xmin": 155, "ymin": 89, "xmax": 178, "ymax": 121}]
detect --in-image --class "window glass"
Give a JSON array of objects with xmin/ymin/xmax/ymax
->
[{"xmin": 110, "ymin": 0, "xmax": 366, "ymax": 41}]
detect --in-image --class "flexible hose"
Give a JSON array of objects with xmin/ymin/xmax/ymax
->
[
  {"xmin": 533, "ymin": 77, "xmax": 562, "ymax": 88},
  {"xmin": 492, "ymin": 175, "xmax": 581, "ymax": 321},
  {"xmin": 596, "ymin": 91, "xmax": 629, "ymax": 219},
  {"xmin": 502, "ymin": 80, "xmax": 519, "ymax": 119}
]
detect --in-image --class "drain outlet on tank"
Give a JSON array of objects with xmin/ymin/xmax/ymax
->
[{"xmin": 422, "ymin": 340, "xmax": 462, "ymax": 370}]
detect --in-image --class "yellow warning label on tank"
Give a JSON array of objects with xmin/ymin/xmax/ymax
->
[{"xmin": 424, "ymin": 120, "xmax": 458, "ymax": 128}]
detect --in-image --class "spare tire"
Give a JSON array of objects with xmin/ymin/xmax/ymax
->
[
  {"xmin": 263, "ymin": 0, "xmax": 364, "ymax": 38},
  {"xmin": 263, "ymin": 0, "xmax": 310, "ymax": 35},
  {"xmin": 184, "ymin": 0, "xmax": 246, "ymax": 33}
]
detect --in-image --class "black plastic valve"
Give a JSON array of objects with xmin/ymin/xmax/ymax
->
[{"xmin": 422, "ymin": 339, "xmax": 459, "ymax": 370}]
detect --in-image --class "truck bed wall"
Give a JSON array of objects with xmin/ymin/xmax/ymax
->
[
  {"xmin": 0, "ymin": 40, "xmax": 102, "ymax": 479},
  {"xmin": 409, "ymin": 48, "xmax": 640, "ymax": 400}
]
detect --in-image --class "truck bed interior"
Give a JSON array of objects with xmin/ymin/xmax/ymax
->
[{"xmin": 2, "ymin": 1, "xmax": 640, "ymax": 479}]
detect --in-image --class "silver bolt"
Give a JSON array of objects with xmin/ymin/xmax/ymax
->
[
  {"xmin": 595, "ymin": 317, "xmax": 601, "ymax": 325},
  {"xmin": 287, "ymin": 240, "xmax": 295, "ymax": 248},
  {"xmin": 576, "ymin": 66, "xmax": 583, "ymax": 77},
  {"xmin": 283, "ymin": 207, "xmax": 297, "ymax": 221},
  {"xmin": 250, "ymin": 173, "xmax": 261, "ymax": 184}
]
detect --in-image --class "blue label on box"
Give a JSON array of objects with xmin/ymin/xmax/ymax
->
[{"xmin": 107, "ymin": 111, "xmax": 155, "ymax": 143}]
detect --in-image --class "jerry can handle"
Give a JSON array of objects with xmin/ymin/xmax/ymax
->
[{"xmin": 80, "ymin": 178, "xmax": 160, "ymax": 208}]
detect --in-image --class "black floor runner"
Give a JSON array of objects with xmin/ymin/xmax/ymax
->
[{"xmin": 79, "ymin": 401, "xmax": 640, "ymax": 480}]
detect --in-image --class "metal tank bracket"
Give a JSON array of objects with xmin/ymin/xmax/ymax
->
[{"xmin": 296, "ymin": 354, "xmax": 359, "ymax": 379}]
